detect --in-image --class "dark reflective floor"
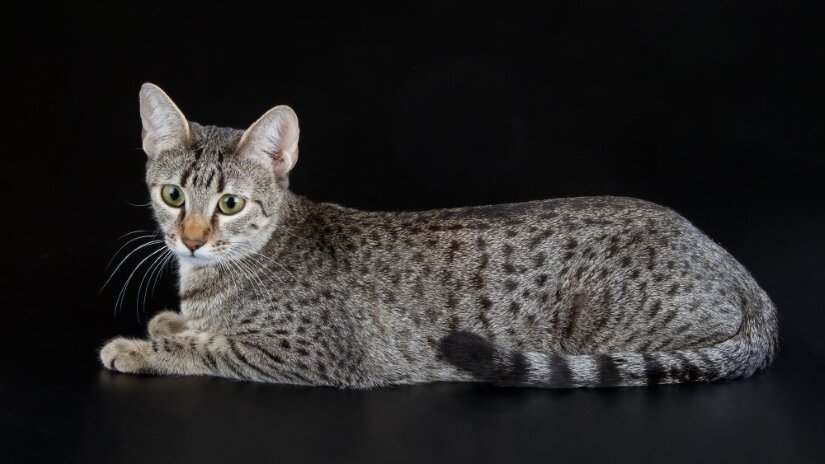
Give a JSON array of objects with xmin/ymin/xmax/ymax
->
[{"xmin": 4, "ymin": 333, "xmax": 824, "ymax": 463}]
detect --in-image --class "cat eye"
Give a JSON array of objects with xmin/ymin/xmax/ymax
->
[
  {"xmin": 161, "ymin": 184, "xmax": 185, "ymax": 207},
  {"xmin": 218, "ymin": 194, "xmax": 246, "ymax": 215}
]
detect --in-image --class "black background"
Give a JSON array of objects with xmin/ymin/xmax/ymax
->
[{"xmin": 3, "ymin": 2, "xmax": 824, "ymax": 463}]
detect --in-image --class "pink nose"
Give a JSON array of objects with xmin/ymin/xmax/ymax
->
[
  {"xmin": 181, "ymin": 237, "xmax": 205, "ymax": 252},
  {"xmin": 179, "ymin": 216, "xmax": 210, "ymax": 252}
]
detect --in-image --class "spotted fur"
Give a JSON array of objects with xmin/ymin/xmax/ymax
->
[{"xmin": 100, "ymin": 84, "xmax": 779, "ymax": 388}]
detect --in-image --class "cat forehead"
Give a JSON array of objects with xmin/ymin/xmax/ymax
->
[
  {"xmin": 148, "ymin": 125, "xmax": 239, "ymax": 177},
  {"xmin": 190, "ymin": 123, "xmax": 245, "ymax": 157},
  {"xmin": 147, "ymin": 125, "xmax": 271, "ymax": 191}
]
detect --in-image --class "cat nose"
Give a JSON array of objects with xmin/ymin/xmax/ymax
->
[
  {"xmin": 180, "ymin": 216, "xmax": 211, "ymax": 252},
  {"xmin": 181, "ymin": 236, "xmax": 205, "ymax": 252}
]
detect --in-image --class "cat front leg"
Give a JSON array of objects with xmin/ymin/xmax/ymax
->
[
  {"xmin": 147, "ymin": 310, "xmax": 187, "ymax": 339},
  {"xmin": 99, "ymin": 332, "xmax": 214, "ymax": 377},
  {"xmin": 99, "ymin": 333, "xmax": 309, "ymax": 384}
]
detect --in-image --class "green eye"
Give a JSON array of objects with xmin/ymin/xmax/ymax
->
[
  {"xmin": 161, "ymin": 184, "xmax": 185, "ymax": 207},
  {"xmin": 218, "ymin": 194, "xmax": 246, "ymax": 215}
]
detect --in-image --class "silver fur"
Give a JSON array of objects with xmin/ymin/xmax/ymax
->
[{"xmin": 100, "ymin": 85, "xmax": 778, "ymax": 388}]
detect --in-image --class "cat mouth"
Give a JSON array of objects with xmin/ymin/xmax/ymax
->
[{"xmin": 178, "ymin": 252, "xmax": 216, "ymax": 266}]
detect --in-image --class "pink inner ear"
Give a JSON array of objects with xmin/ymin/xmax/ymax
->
[
  {"xmin": 238, "ymin": 105, "xmax": 299, "ymax": 176},
  {"xmin": 140, "ymin": 88, "xmax": 190, "ymax": 156}
]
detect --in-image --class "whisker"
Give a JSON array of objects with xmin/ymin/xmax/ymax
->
[
  {"xmin": 217, "ymin": 241, "xmax": 302, "ymax": 301},
  {"xmin": 223, "ymin": 248, "xmax": 286, "ymax": 300},
  {"xmin": 226, "ymin": 249, "xmax": 271, "ymax": 292},
  {"xmin": 238, "ymin": 251, "xmax": 287, "ymax": 285},
  {"xmin": 101, "ymin": 240, "xmax": 164, "ymax": 291},
  {"xmin": 138, "ymin": 248, "xmax": 173, "ymax": 315},
  {"xmin": 105, "ymin": 234, "xmax": 161, "ymax": 269},
  {"xmin": 149, "ymin": 251, "xmax": 175, "ymax": 298},
  {"xmin": 113, "ymin": 229, "xmax": 156, "ymax": 241},
  {"xmin": 241, "ymin": 247, "xmax": 298, "ymax": 282},
  {"xmin": 114, "ymin": 245, "xmax": 167, "ymax": 318}
]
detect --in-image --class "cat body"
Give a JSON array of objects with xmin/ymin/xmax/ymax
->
[{"xmin": 100, "ymin": 84, "xmax": 778, "ymax": 388}]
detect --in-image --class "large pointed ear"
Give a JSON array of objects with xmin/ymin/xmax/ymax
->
[
  {"xmin": 139, "ymin": 83, "xmax": 190, "ymax": 157},
  {"xmin": 237, "ymin": 105, "xmax": 300, "ymax": 178}
]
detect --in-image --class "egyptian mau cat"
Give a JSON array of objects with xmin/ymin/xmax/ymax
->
[{"xmin": 100, "ymin": 83, "xmax": 778, "ymax": 388}]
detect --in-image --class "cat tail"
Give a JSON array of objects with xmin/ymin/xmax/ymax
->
[{"xmin": 438, "ymin": 290, "xmax": 778, "ymax": 388}]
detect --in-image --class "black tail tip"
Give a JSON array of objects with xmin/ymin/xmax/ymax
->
[{"xmin": 438, "ymin": 331, "xmax": 497, "ymax": 381}]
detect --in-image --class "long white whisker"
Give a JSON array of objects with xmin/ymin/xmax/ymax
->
[
  {"xmin": 101, "ymin": 240, "xmax": 164, "ymax": 291},
  {"xmin": 115, "ymin": 245, "xmax": 165, "ymax": 314},
  {"xmin": 224, "ymin": 248, "xmax": 284, "ymax": 300},
  {"xmin": 113, "ymin": 229, "xmax": 155, "ymax": 241},
  {"xmin": 227, "ymin": 249, "xmax": 269, "ymax": 291},
  {"xmin": 114, "ymin": 245, "xmax": 167, "ymax": 317},
  {"xmin": 105, "ymin": 234, "xmax": 160, "ymax": 269},
  {"xmin": 239, "ymin": 251, "xmax": 287, "ymax": 285},
  {"xmin": 138, "ymin": 248, "xmax": 173, "ymax": 315},
  {"xmin": 219, "ymin": 255, "xmax": 244, "ymax": 295},
  {"xmin": 136, "ymin": 250, "xmax": 165, "ymax": 315},
  {"xmin": 221, "ymin": 242, "xmax": 302, "ymax": 300},
  {"xmin": 219, "ymin": 253, "xmax": 252, "ymax": 299},
  {"xmin": 244, "ymin": 254, "xmax": 290, "ymax": 300},
  {"xmin": 241, "ymin": 247, "xmax": 297, "ymax": 282},
  {"xmin": 149, "ymin": 251, "xmax": 175, "ymax": 298}
]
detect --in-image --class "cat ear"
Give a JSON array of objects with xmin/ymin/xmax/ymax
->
[
  {"xmin": 139, "ymin": 83, "xmax": 191, "ymax": 157},
  {"xmin": 237, "ymin": 105, "xmax": 300, "ymax": 178}
]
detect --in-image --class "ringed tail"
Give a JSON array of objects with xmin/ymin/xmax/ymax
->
[{"xmin": 438, "ymin": 289, "xmax": 778, "ymax": 388}]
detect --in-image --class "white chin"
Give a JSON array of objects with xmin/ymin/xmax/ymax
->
[{"xmin": 179, "ymin": 254, "xmax": 215, "ymax": 266}]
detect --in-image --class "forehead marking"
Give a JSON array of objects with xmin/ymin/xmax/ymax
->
[
  {"xmin": 179, "ymin": 148, "xmax": 201, "ymax": 187},
  {"xmin": 203, "ymin": 168, "xmax": 216, "ymax": 190},
  {"xmin": 216, "ymin": 166, "xmax": 225, "ymax": 192},
  {"xmin": 181, "ymin": 145, "xmax": 226, "ymax": 191},
  {"xmin": 174, "ymin": 125, "xmax": 240, "ymax": 190}
]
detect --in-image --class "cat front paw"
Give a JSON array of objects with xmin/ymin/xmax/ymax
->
[
  {"xmin": 100, "ymin": 338, "xmax": 152, "ymax": 373},
  {"xmin": 148, "ymin": 310, "xmax": 187, "ymax": 339}
]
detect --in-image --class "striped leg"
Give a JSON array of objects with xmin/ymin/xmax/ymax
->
[
  {"xmin": 100, "ymin": 332, "xmax": 217, "ymax": 377},
  {"xmin": 99, "ymin": 332, "xmax": 314, "ymax": 385}
]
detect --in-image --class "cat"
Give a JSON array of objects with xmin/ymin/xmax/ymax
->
[{"xmin": 99, "ymin": 83, "xmax": 778, "ymax": 388}]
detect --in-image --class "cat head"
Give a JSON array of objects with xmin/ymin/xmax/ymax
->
[{"xmin": 139, "ymin": 83, "xmax": 299, "ymax": 268}]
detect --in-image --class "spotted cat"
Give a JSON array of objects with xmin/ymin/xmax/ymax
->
[{"xmin": 100, "ymin": 83, "xmax": 778, "ymax": 388}]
